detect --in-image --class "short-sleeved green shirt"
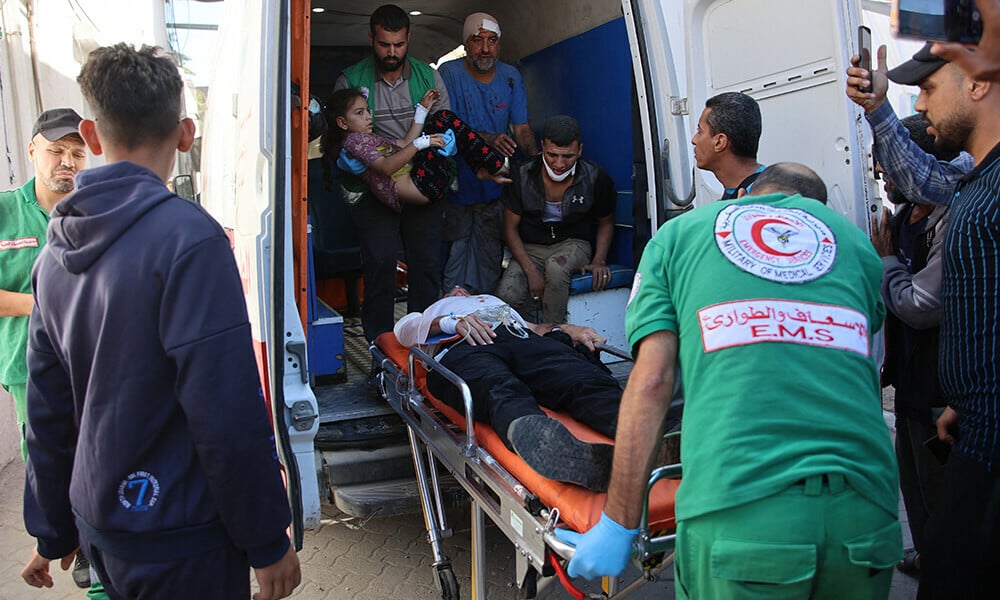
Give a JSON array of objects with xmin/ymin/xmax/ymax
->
[
  {"xmin": 0, "ymin": 179, "xmax": 49, "ymax": 386},
  {"xmin": 626, "ymin": 193, "xmax": 898, "ymax": 521}
]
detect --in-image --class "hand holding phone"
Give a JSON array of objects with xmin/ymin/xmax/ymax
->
[
  {"xmin": 923, "ymin": 433, "xmax": 952, "ymax": 464},
  {"xmin": 858, "ymin": 26, "xmax": 873, "ymax": 93}
]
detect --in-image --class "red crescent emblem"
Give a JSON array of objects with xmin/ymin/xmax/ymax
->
[{"xmin": 750, "ymin": 218, "xmax": 800, "ymax": 257}]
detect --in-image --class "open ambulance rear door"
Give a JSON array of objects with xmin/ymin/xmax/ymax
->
[
  {"xmin": 199, "ymin": 0, "xmax": 320, "ymax": 548},
  {"xmin": 627, "ymin": 0, "xmax": 877, "ymax": 233}
]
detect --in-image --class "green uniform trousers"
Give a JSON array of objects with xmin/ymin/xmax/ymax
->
[
  {"xmin": 8, "ymin": 383, "xmax": 27, "ymax": 462},
  {"xmin": 674, "ymin": 473, "xmax": 902, "ymax": 599}
]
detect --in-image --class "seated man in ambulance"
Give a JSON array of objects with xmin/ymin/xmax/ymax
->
[
  {"xmin": 394, "ymin": 285, "xmax": 622, "ymax": 491},
  {"xmin": 495, "ymin": 115, "xmax": 616, "ymax": 324}
]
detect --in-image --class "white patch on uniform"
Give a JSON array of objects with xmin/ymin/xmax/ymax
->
[
  {"xmin": 0, "ymin": 237, "xmax": 40, "ymax": 251},
  {"xmin": 714, "ymin": 204, "xmax": 836, "ymax": 284},
  {"xmin": 698, "ymin": 298, "xmax": 870, "ymax": 356},
  {"xmin": 117, "ymin": 471, "xmax": 161, "ymax": 513},
  {"xmin": 627, "ymin": 271, "xmax": 642, "ymax": 307}
]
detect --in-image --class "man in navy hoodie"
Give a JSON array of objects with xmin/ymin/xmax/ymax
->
[{"xmin": 20, "ymin": 43, "xmax": 301, "ymax": 600}]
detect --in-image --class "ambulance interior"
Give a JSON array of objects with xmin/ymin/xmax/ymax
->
[{"xmin": 304, "ymin": 0, "xmax": 644, "ymax": 321}]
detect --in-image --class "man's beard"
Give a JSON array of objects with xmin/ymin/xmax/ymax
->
[
  {"xmin": 376, "ymin": 53, "xmax": 405, "ymax": 73},
  {"xmin": 41, "ymin": 172, "xmax": 74, "ymax": 194},
  {"xmin": 469, "ymin": 55, "xmax": 496, "ymax": 73},
  {"xmin": 929, "ymin": 110, "xmax": 975, "ymax": 156}
]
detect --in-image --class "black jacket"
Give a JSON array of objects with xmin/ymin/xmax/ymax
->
[
  {"xmin": 501, "ymin": 155, "xmax": 615, "ymax": 246},
  {"xmin": 882, "ymin": 203, "xmax": 947, "ymax": 422},
  {"xmin": 24, "ymin": 162, "xmax": 291, "ymax": 567}
]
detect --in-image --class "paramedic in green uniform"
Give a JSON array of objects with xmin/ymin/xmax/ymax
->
[
  {"xmin": 557, "ymin": 163, "xmax": 902, "ymax": 598},
  {"xmin": 0, "ymin": 108, "xmax": 85, "ymax": 461}
]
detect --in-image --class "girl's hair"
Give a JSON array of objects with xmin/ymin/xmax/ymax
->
[
  {"xmin": 319, "ymin": 87, "xmax": 367, "ymax": 191},
  {"xmin": 319, "ymin": 87, "xmax": 367, "ymax": 158}
]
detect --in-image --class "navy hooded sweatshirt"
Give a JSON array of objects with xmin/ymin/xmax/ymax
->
[{"xmin": 23, "ymin": 161, "xmax": 291, "ymax": 568}]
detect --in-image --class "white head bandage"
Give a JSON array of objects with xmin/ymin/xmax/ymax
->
[{"xmin": 463, "ymin": 13, "xmax": 501, "ymax": 42}]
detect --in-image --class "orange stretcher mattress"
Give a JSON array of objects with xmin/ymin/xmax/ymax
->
[{"xmin": 376, "ymin": 333, "xmax": 679, "ymax": 534}]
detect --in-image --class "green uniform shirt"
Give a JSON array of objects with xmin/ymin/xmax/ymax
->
[
  {"xmin": 626, "ymin": 193, "xmax": 898, "ymax": 521},
  {"xmin": 0, "ymin": 179, "xmax": 49, "ymax": 387}
]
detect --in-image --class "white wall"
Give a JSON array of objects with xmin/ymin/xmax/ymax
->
[{"xmin": 0, "ymin": 0, "xmax": 171, "ymax": 187}]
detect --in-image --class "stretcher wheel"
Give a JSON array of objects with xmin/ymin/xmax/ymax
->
[{"xmin": 436, "ymin": 565, "xmax": 460, "ymax": 600}]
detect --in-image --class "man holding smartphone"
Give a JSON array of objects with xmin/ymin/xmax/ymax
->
[{"xmin": 848, "ymin": 40, "xmax": 1000, "ymax": 599}]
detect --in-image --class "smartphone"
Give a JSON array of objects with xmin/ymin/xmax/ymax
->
[
  {"xmin": 858, "ymin": 25, "xmax": 873, "ymax": 93},
  {"xmin": 923, "ymin": 433, "xmax": 952, "ymax": 464},
  {"xmin": 891, "ymin": 0, "xmax": 983, "ymax": 43}
]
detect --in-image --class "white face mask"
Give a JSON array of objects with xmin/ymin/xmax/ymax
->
[{"xmin": 543, "ymin": 155, "xmax": 576, "ymax": 182}]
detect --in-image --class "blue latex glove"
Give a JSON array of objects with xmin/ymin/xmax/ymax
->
[
  {"xmin": 437, "ymin": 128, "xmax": 457, "ymax": 157},
  {"xmin": 337, "ymin": 149, "xmax": 367, "ymax": 175},
  {"xmin": 553, "ymin": 512, "xmax": 638, "ymax": 580}
]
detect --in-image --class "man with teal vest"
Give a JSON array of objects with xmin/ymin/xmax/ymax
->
[{"xmin": 333, "ymin": 4, "xmax": 451, "ymax": 340}]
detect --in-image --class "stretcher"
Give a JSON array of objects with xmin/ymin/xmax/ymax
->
[{"xmin": 372, "ymin": 333, "xmax": 682, "ymax": 599}]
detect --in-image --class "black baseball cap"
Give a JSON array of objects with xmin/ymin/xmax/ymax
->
[
  {"xmin": 31, "ymin": 108, "xmax": 83, "ymax": 142},
  {"xmin": 887, "ymin": 42, "xmax": 948, "ymax": 86}
]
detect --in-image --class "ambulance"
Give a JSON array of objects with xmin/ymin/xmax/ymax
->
[{"xmin": 198, "ymin": 0, "xmax": 894, "ymax": 554}]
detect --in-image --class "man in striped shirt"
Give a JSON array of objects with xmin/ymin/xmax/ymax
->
[{"xmin": 853, "ymin": 42, "xmax": 1000, "ymax": 599}]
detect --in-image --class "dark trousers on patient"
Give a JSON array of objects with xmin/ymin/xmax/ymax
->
[
  {"xmin": 428, "ymin": 328, "xmax": 622, "ymax": 448},
  {"xmin": 411, "ymin": 109, "xmax": 506, "ymax": 201},
  {"xmin": 919, "ymin": 450, "xmax": 1000, "ymax": 599}
]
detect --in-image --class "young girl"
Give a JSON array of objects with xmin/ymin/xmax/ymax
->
[{"xmin": 321, "ymin": 87, "xmax": 510, "ymax": 212}]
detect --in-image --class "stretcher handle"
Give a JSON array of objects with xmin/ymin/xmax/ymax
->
[
  {"xmin": 408, "ymin": 347, "xmax": 478, "ymax": 457},
  {"xmin": 546, "ymin": 464, "xmax": 683, "ymax": 561},
  {"xmin": 638, "ymin": 463, "xmax": 682, "ymax": 559},
  {"xmin": 641, "ymin": 463, "xmax": 682, "ymax": 525},
  {"xmin": 543, "ymin": 529, "xmax": 576, "ymax": 561},
  {"xmin": 594, "ymin": 342, "xmax": 632, "ymax": 362}
]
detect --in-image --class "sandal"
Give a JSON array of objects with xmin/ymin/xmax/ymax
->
[{"xmin": 896, "ymin": 548, "xmax": 920, "ymax": 576}]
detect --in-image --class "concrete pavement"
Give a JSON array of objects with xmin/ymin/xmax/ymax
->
[{"xmin": 0, "ymin": 455, "xmax": 921, "ymax": 600}]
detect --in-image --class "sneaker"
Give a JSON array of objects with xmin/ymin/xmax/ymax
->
[
  {"xmin": 508, "ymin": 415, "xmax": 613, "ymax": 492},
  {"xmin": 72, "ymin": 552, "xmax": 92, "ymax": 589}
]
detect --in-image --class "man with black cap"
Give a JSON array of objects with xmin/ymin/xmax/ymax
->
[
  {"xmin": 0, "ymin": 108, "xmax": 85, "ymax": 461},
  {"xmin": 849, "ymin": 40, "xmax": 1000, "ymax": 599},
  {"xmin": 0, "ymin": 107, "xmax": 94, "ymax": 591},
  {"xmin": 438, "ymin": 12, "xmax": 538, "ymax": 295},
  {"xmin": 846, "ymin": 43, "xmax": 973, "ymax": 206},
  {"xmin": 496, "ymin": 115, "xmax": 615, "ymax": 324}
]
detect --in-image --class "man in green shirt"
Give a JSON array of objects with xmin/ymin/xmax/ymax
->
[
  {"xmin": 0, "ymin": 108, "xmax": 97, "ymax": 593},
  {"xmin": 558, "ymin": 163, "xmax": 902, "ymax": 598},
  {"xmin": 1, "ymin": 108, "xmax": 85, "ymax": 461}
]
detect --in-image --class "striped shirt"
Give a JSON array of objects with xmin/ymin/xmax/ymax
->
[{"xmin": 939, "ymin": 141, "xmax": 1000, "ymax": 469}]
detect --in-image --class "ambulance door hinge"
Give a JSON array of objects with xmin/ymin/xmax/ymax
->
[{"xmin": 670, "ymin": 97, "xmax": 688, "ymax": 116}]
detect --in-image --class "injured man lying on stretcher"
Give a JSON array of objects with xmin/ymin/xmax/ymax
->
[{"xmin": 394, "ymin": 285, "xmax": 622, "ymax": 491}]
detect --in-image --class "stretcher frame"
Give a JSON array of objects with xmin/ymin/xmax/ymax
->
[{"xmin": 371, "ymin": 339, "xmax": 682, "ymax": 599}]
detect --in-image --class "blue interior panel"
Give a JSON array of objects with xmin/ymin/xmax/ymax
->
[{"xmin": 518, "ymin": 18, "xmax": 634, "ymax": 189}]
